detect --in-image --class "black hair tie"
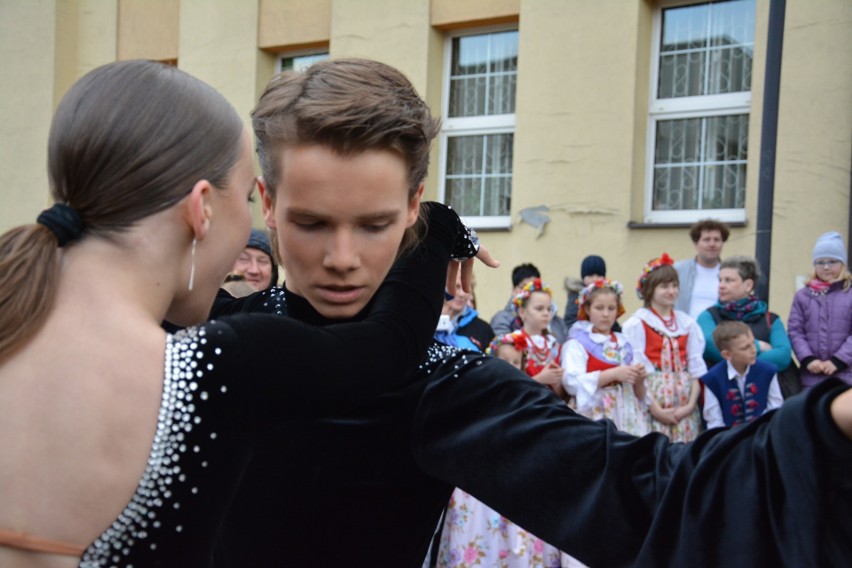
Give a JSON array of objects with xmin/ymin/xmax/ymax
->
[{"xmin": 37, "ymin": 203, "xmax": 84, "ymax": 247}]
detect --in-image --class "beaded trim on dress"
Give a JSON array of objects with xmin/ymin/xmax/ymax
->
[{"xmin": 80, "ymin": 326, "xmax": 226, "ymax": 567}]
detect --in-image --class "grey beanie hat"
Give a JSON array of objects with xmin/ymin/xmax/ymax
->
[{"xmin": 812, "ymin": 231, "xmax": 847, "ymax": 265}]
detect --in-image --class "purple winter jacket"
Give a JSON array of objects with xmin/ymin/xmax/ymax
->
[{"xmin": 788, "ymin": 280, "xmax": 852, "ymax": 387}]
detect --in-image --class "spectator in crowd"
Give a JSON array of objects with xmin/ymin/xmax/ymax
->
[
  {"xmin": 562, "ymin": 278, "xmax": 649, "ymax": 435},
  {"xmin": 511, "ymin": 278, "xmax": 567, "ymax": 395},
  {"xmin": 231, "ymin": 228, "xmax": 278, "ymax": 291},
  {"xmin": 701, "ymin": 321, "xmax": 783, "ymax": 429},
  {"xmin": 210, "ymin": 58, "xmax": 852, "ymax": 568},
  {"xmin": 623, "ymin": 254, "xmax": 706, "ymax": 442},
  {"xmin": 435, "ymin": 270, "xmax": 494, "ymax": 352},
  {"xmin": 697, "ymin": 256, "xmax": 793, "ymax": 383},
  {"xmin": 674, "ymin": 219, "xmax": 730, "ymax": 319},
  {"xmin": 788, "ymin": 231, "xmax": 852, "ymax": 389},
  {"xmin": 491, "ymin": 263, "xmax": 569, "ymax": 343},
  {"xmin": 485, "ymin": 331, "xmax": 528, "ymax": 370},
  {"xmin": 564, "ymin": 254, "xmax": 620, "ymax": 332}
]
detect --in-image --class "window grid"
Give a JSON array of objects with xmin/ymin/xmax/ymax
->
[
  {"xmin": 645, "ymin": 0, "xmax": 754, "ymax": 223},
  {"xmin": 440, "ymin": 28, "xmax": 518, "ymax": 228}
]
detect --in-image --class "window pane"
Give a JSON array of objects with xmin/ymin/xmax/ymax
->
[
  {"xmin": 652, "ymin": 114, "xmax": 747, "ymax": 211},
  {"xmin": 449, "ymin": 30, "xmax": 518, "ymax": 118},
  {"xmin": 445, "ymin": 134, "xmax": 513, "ymax": 217},
  {"xmin": 658, "ymin": 0, "xmax": 754, "ymax": 98},
  {"xmin": 280, "ymin": 52, "xmax": 328, "ymax": 72}
]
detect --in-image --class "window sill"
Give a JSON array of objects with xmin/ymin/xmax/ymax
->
[{"xmin": 460, "ymin": 215, "xmax": 512, "ymax": 231}]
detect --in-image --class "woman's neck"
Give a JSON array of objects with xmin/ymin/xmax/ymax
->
[{"xmin": 591, "ymin": 324, "xmax": 613, "ymax": 335}]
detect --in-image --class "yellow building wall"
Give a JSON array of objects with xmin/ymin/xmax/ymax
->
[
  {"xmin": 0, "ymin": 0, "xmax": 848, "ymax": 326},
  {"xmin": 770, "ymin": 0, "xmax": 852, "ymax": 321},
  {"xmin": 0, "ymin": 0, "xmax": 117, "ymax": 234},
  {"xmin": 117, "ymin": 0, "xmax": 178, "ymax": 61},
  {"xmin": 258, "ymin": 0, "xmax": 330, "ymax": 51}
]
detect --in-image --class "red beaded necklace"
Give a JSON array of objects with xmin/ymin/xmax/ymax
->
[
  {"xmin": 521, "ymin": 329, "xmax": 553, "ymax": 366},
  {"xmin": 649, "ymin": 306, "xmax": 678, "ymax": 332}
]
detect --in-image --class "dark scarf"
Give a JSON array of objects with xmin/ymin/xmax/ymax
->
[{"xmin": 717, "ymin": 294, "xmax": 767, "ymax": 322}]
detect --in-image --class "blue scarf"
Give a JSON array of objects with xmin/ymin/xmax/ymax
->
[{"xmin": 717, "ymin": 294, "xmax": 767, "ymax": 322}]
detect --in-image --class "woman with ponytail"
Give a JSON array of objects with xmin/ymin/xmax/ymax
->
[{"xmin": 0, "ymin": 60, "xmax": 480, "ymax": 567}]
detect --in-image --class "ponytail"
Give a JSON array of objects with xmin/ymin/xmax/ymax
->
[{"xmin": 0, "ymin": 224, "xmax": 62, "ymax": 362}]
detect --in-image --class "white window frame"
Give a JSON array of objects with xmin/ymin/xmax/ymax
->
[
  {"xmin": 277, "ymin": 49, "xmax": 329, "ymax": 73},
  {"xmin": 438, "ymin": 25, "xmax": 517, "ymax": 230},
  {"xmin": 643, "ymin": 2, "xmax": 752, "ymax": 224}
]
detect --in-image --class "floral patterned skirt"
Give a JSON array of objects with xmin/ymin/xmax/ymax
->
[
  {"xmin": 436, "ymin": 489, "xmax": 563, "ymax": 568},
  {"xmin": 581, "ymin": 383, "xmax": 651, "ymax": 437},
  {"xmin": 647, "ymin": 370, "xmax": 701, "ymax": 442}
]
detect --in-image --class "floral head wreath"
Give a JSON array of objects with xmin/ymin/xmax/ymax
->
[
  {"xmin": 577, "ymin": 278, "xmax": 626, "ymax": 321},
  {"xmin": 486, "ymin": 331, "xmax": 528, "ymax": 356},
  {"xmin": 512, "ymin": 278, "xmax": 553, "ymax": 315},
  {"xmin": 636, "ymin": 253, "xmax": 675, "ymax": 299}
]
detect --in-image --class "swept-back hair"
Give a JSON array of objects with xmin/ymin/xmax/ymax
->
[
  {"xmin": 251, "ymin": 58, "xmax": 440, "ymax": 259},
  {"xmin": 0, "ymin": 60, "xmax": 244, "ymax": 362}
]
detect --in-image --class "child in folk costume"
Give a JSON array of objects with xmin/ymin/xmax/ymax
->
[
  {"xmin": 436, "ymin": 332, "xmax": 564, "ymax": 568},
  {"xmin": 622, "ymin": 254, "xmax": 707, "ymax": 442},
  {"xmin": 513, "ymin": 278, "xmax": 566, "ymax": 396},
  {"xmin": 701, "ymin": 321, "xmax": 784, "ymax": 429},
  {"xmin": 486, "ymin": 331, "xmax": 529, "ymax": 370},
  {"xmin": 561, "ymin": 279, "xmax": 651, "ymax": 436}
]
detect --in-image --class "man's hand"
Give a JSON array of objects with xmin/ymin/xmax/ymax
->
[{"xmin": 447, "ymin": 244, "xmax": 500, "ymax": 294}]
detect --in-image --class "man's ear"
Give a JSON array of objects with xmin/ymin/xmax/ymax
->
[
  {"xmin": 258, "ymin": 177, "xmax": 277, "ymax": 230},
  {"xmin": 406, "ymin": 183, "xmax": 425, "ymax": 228},
  {"xmin": 185, "ymin": 179, "xmax": 213, "ymax": 240}
]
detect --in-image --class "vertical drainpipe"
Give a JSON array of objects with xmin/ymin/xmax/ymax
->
[
  {"xmin": 848, "ymin": 143, "xmax": 852, "ymax": 262},
  {"xmin": 755, "ymin": 0, "xmax": 786, "ymax": 303}
]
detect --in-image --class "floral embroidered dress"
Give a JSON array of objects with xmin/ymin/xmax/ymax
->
[
  {"xmin": 622, "ymin": 308, "xmax": 707, "ymax": 442},
  {"xmin": 561, "ymin": 320, "xmax": 651, "ymax": 436},
  {"xmin": 436, "ymin": 488, "xmax": 563, "ymax": 568},
  {"xmin": 436, "ymin": 328, "xmax": 566, "ymax": 568}
]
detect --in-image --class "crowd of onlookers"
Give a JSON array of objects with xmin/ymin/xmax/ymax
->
[{"xmin": 409, "ymin": 221, "xmax": 851, "ymax": 568}]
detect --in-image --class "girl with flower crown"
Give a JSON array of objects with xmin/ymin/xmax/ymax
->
[
  {"xmin": 487, "ymin": 330, "xmax": 529, "ymax": 370},
  {"xmin": 561, "ymin": 278, "xmax": 651, "ymax": 436},
  {"xmin": 622, "ymin": 254, "xmax": 707, "ymax": 442},
  {"xmin": 512, "ymin": 278, "xmax": 567, "ymax": 395}
]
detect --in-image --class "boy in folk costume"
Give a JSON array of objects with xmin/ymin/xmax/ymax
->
[{"xmin": 701, "ymin": 320, "xmax": 783, "ymax": 428}]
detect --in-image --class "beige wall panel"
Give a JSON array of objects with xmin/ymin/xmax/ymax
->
[
  {"xmin": 0, "ymin": 1, "xmax": 56, "ymax": 232},
  {"xmin": 258, "ymin": 0, "xmax": 331, "ymax": 50},
  {"xmin": 117, "ymin": 0, "xmax": 179, "ymax": 61},
  {"xmin": 770, "ymin": 0, "xmax": 852, "ymax": 321},
  {"xmin": 55, "ymin": 1, "xmax": 118, "ymax": 103},
  {"xmin": 178, "ymin": 0, "xmax": 260, "ymax": 126},
  {"xmin": 329, "ymin": 0, "xmax": 433, "ymax": 94},
  {"xmin": 431, "ymin": 0, "xmax": 519, "ymax": 29},
  {"xmin": 0, "ymin": 1, "xmax": 116, "ymax": 233}
]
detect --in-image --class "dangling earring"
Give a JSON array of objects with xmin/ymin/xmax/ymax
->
[{"xmin": 188, "ymin": 238, "xmax": 197, "ymax": 292}]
